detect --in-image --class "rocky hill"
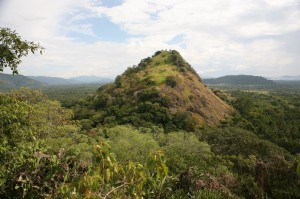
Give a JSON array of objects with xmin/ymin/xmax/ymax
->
[{"xmin": 89, "ymin": 50, "xmax": 232, "ymax": 130}]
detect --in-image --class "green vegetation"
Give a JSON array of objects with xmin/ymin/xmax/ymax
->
[
  {"xmin": 40, "ymin": 84, "xmax": 100, "ymax": 107},
  {"xmin": 0, "ymin": 89, "xmax": 175, "ymax": 198},
  {"xmin": 0, "ymin": 28, "xmax": 44, "ymax": 74},
  {"xmin": 166, "ymin": 76, "xmax": 177, "ymax": 87},
  {"xmin": 77, "ymin": 50, "xmax": 231, "ymax": 132},
  {"xmin": 220, "ymin": 90, "xmax": 300, "ymax": 155},
  {"xmin": 1, "ymin": 49, "xmax": 300, "ymax": 198}
]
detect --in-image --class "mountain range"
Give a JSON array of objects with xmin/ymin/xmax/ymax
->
[
  {"xmin": 269, "ymin": 75, "xmax": 300, "ymax": 81},
  {"xmin": 0, "ymin": 73, "xmax": 46, "ymax": 89},
  {"xmin": 0, "ymin": 74, "xmax": 113, "ymax": 89},
  {"xmin": 1, "ymin": 71, "xmax": 298, "ymax": 90},
  {"xmin": 29, "ymin": 75, "xmax": 113, "ymax": 85},
  {"xmin": 203, "ymin": 75, "xmax": 276, "ymax": 85}
]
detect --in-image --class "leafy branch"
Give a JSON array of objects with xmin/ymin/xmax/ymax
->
[{"xmin": 0, "ymin": 27, "xmax": 44, "ymax": 74}]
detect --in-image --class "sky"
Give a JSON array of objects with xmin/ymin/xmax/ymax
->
[{"xmin": 0, "ymin": 0, "xmax": 300, "ymax": 78}]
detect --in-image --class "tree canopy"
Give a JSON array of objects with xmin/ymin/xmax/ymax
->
[{"xmin": 0, "ymin": 28, "xmax": 44, "ymax": 74}]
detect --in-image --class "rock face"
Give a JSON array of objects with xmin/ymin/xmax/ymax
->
[{"xmin": 97, "ymin": 50, "xmax": 233, "ymax": 128}]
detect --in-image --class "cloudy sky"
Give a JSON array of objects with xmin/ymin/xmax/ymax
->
[{"xmin": 0, "ymin": 0, "xmax": 300, "ymax": 78}]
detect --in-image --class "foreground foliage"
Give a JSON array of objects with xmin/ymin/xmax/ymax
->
[
  {"xmin": 0, "ymin": 88, "xmax": 81, "ymax": 197},
  {"xmin": 0, "ymin": 84, "xmax": 299, "ymax": 198},
  {"xmin": 60, "ymin": 142, "xmax": 173, "ymax": 198}
]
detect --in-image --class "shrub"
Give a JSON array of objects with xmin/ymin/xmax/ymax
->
[{"xmin": 166, "ymin": 76, "xmax": 177, "ymax": 87}]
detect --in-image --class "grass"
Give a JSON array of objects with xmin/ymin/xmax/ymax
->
[{"xmin": 138, "ymin": 65, "xmax": 178, "ymax": 85}]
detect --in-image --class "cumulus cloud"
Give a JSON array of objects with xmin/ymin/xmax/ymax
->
[{"xmin": 0, "ymin": 0, "xmax": 299, "ymax": 77}]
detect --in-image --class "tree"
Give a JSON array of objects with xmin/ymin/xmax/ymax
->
[
  {"xmin": 234, "ymin": 96, "xmax": 254, "ymax": 115},
  {"xmin": 101, "ymin": 125, "xmax": 159, "ymax": 164},
  {"xmin": 0, "ymin": 89, "xmax": 88, "ymax": 198},
  {"xmin": 0, "ymin": 28, "xmax": 44, "ymax": 74},
  {"xmin": 155, "ymin": 132, "xmax": 211, "ymax": 173},
  {"xmin": 60, "ymin": 142, "xmax": 174, "ymax": 198}
]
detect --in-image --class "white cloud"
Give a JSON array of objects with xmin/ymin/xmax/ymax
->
[
  {"xmin": 0, "ymin": 0, "xmax": 92, "ymax": 39},
  {"xmin": 0, "ymin": 0, "xmax": 299, "ymax": 78}
]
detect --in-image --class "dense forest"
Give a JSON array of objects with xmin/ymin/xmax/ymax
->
[{"xmin": 0, "ymin": 50, "xmax": 300, "ymax": 198}]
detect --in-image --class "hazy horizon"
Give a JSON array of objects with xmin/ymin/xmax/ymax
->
[{"xmin": 2, "ymin": 71, "xmax": 300, "ymax": 81}]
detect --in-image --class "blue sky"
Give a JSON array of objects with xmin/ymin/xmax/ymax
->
[
  {"xmin": 66, "ymin": 16, "xmax": 130, "ymax": 43},
  {"xmin": 0, "ymin": 0, "xmax": 300, "ymax": 78}
]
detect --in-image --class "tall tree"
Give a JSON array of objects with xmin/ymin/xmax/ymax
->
[{"xmin": 0, "ymin": 28, "xmax": 44, "ymax": 74}]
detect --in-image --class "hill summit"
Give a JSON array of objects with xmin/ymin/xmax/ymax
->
[{"xmin": 91, "ymin": 50, "xmax": 232, "ymax": 131}]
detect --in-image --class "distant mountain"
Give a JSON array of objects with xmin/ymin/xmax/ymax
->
[
  {"xmin": 0, "ymin": 73, "xmax": 46, "ymax": 89},
  {"xmin": 69, "ymin": 76, "xmax": 112, "ymax": 84},
  {"xmin": 29, "ymin": 76, "xmax": 81, "ymax": 85},
  {"xmin": 203, "ymin": 75, "xmax": 276, "ymax": 85},
  {"xmin": 270, "ymin": 75, "xmax": 300, "ymax": 81},
  {"xmin": 29, "ymin": 75, "xmax": 113, "ymax": 85}
]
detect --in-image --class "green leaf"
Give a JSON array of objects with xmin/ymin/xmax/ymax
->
[
  {"xmin": 297, "ymin": 160, "xmax": 300, "ymax": 176},
  {"xmin": 105, "ymin": 168, "xmax": 111, "ymax": 182},
  {"xmin": 162, "ymin": 164, "xmax": 168, "ymax": 175}
]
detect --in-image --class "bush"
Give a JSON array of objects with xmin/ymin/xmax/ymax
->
[
  {"xmin": 172, "ymin": 111, "xmax": 197, "ymax": 132},
  {"xmin": 166, "ymin": 76, "xmax": 177, "ymax": 87},
  {"xmin": 59, "ymin": 142, "xmax": 174, "ymax": 198},
  {"xmin": 101, "ymin": 125, "xmax": 159, "ymax": 164},
  {"xmin": 0, "ymin": 89, "xmax": 83, "ymax": 198},
  {"xmin": 155, "ymin": 132, "xmax": 211, "ymax": 173},
  {"xmin": 137, "ymin": 88, "xmax": 160, "ymax": 102}
]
